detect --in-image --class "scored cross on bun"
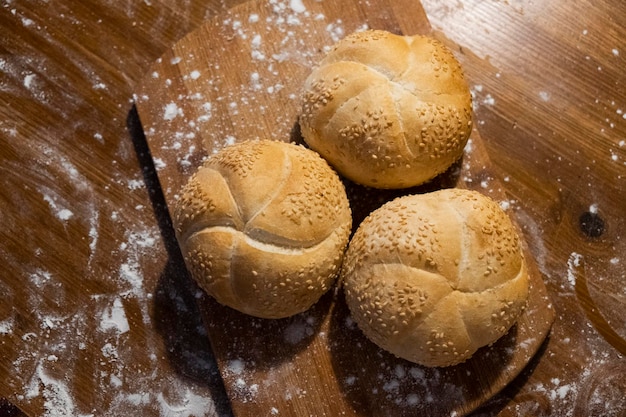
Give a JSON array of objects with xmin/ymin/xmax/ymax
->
[
  {"xmin": 172, "ymin": 140, "xmax": 352, "ymax": 319},
  {"xmin": 341, "ymin": 189, "xmax": 529, "ymax": 367},
  {"xmin": 300, "ymin": 29, "xmax": 473, "ymax": 189}
]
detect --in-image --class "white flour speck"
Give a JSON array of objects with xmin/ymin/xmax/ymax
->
[
  {"xmin": 157, "ymin": 389, "xmax": 216, "ymax": 417},
  {"xmin": 567, "ymin": 252, "xmax": 583, "ymax": 287},
  {"xmin": 57, "ymin": 209, "xmax": 73, "ymax": 221},
  {"xmin": 225, "ymin": 136, "xmax": 236, "ymax": 147},
  {"xmin": 24, "ymin": 73, "xmax": 36, "ymax": 89},
  {"xmin": 119, "ymin": 262, "xmax": 143, "ymax": 294},
  {"xmin": 0, "ymin": 318, "xmax": 14, "ymax": 334},
  {"xmin": 539, "ymin": 91, "xmax": 550, "ymax": 101},
  {"xmin": 189, "ymin": 70, "xmax": 201, "ymax": 80},
  {"xmin": 197, "ymin": 102, "xmax": 213, "ymax": 123},
  {"xmin": 227, "ymin": 359, "xmax": 245, "ymax": 375},
  {"xmin": 100, "ymin": 297, "xmax": 130, "ymax": 334},
  {"xmin": 289, "ymin": 0, "xmax": 306, "ymax": 13},
  {"xmin": 250, "ymin": 72, "xmax": 262, "ymax": 90},
  {"xmin": 88, "ymin": 211, "xmax": 99, "ymax": 254},
  {"xmin": 42, "ymin": 194, "xmax": 74, "ymax": 221},
  {"xmin": 93, "ymin": 132, "xmax": 104, "ymax": 144},
  {"xmin": 153, "ymin": 157, "xmax": 166, "ymax": 170},
  {"xmin": 163, "ymin": 102, "xmax": 181, "ymax": 121},
  {"xmin": 326, "ymin": 20, "xmax": 344, "ymax": 42},
  {"xmin": 127, "ymin": 179, "xmax": 144, "ymax": 190},
  {"xmin": 25, "ymin": 361, "xmax": 76, "ymax": 417},
  {"xmin": 482, "ymin": 94, "xmax": 495, "ymax": 106}
]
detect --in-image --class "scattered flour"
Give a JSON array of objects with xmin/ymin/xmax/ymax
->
[
  {"xmin": 289, "ymin": 0, "xmax": 306, "ymax": 14},
  {"xmin": 156, "ymin": 389, "xmax": 216, "ymax": 417},
  {"xmin": 163, "ymin": 102, "xmax": 182, "ymax": 120},
  {"xmin": 0, "ymin": 318, "xmax": 15, "ymax": 335},
  {"xmin": 99, "ymin": 297, "xmax": 130, "ymax": 334},
  {"xmin": 224, "ymin": 358, "xmax": 259, "ymax": 403},
  {"xmin": 41, "ymin": 193, "xmax": 74, "ymax": 221},
  {"xmin": 25, "ymin": 360, "xmax": 76, "ymax": 417},
  {"xmin": 566, "ymin": 252, "xmax": 583, "ymax": 287},
  {"xmin": 23, "ymin": 73, "xmax": 36, "ymax": 89},
  {"xmin": 482, "ymin": 94, "xmax": 495, "ymax": 106},
  {"xmin": 227, "ymin": 359, "xmax": 246, "ymax": 375},
  {"xmin": 7, "ymin": 1, "xmax": 622, "ymax": 416},
  {"xmin": 283, "ymin": 315, "xmax": 316, "ymax": 345}
]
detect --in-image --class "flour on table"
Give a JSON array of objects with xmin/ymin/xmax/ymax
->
[
  {"xmin": 163, "ymin": 102, "xmax": 182, "ymax": 121},
  {"xmin": 283, "ymin": 315, "xmax": 316, "ymax": 345},
  {"xmin": 99, "ymin": 297, "xmax": 130, "ymax": 334},
  {"xmin": 224, "ymin": 358, "xmax": 259, "ymax": 403},
  {"xmin": 289, "ymin": 0, "xmax": 306, "ymax": 14},
  {"xmin": 41, "ymin": 193, "xmax": 74, "ymax": 221},
  {"xmin": 157, "ymin": 389, "xmax": 216, "ymax": 417},
  {"xmin": 0, "ymin": 318, "xmax": 15, "ymax": 335},
  {"xmin": 566, "ymin": 252, "xmax": 583, "ymax": 287},
  {"xmin": 24, "ymin": 360, "xmax": 77, "ymax": 417},
  {"xmin": 23, "ymin": 73, "xmax": 36, "ymax": 89},
  {"xmin": 326, "ymin": 20, "xmax": 344, "ymax": 43}
]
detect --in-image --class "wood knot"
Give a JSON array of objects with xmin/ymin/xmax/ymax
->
[{"xmin": 578, "ymin": 210, "xmax": 605, "ymax": 238}]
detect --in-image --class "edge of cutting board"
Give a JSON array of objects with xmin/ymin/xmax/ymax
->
[{"xmin": 134, "ymin": 0, "xmax": 555, "ymax": 415}]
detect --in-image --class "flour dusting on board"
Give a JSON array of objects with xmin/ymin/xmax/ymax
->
[
  {"xmin": 130, "ymin": 1, "xmax": 559, "ymax": 415},
  {"xmin": 24, "ymin": 360, "xmax": 77, "ymax": 417},
  {"xmin": 99, "ymin": 297, "xmax": 130, "ymax": 334},
  {"xmin": 133, "ymin": 0, "xmax": 365, "ymax": 160},
  {"xmin": 223, "ymin": 359, "xmax": 260, "ymax": 403}
]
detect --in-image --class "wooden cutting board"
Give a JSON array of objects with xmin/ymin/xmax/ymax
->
[{"xmin": 134, "ymin": 0, "xmax": 555, "ymax": 415}]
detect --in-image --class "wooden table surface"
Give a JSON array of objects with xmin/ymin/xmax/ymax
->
[{"xmin": 1, "ymin": 1, "xmax": 624, "ymax": 416}]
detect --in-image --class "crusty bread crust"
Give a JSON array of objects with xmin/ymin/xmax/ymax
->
[
  {"xmin": 300, "ymin": 30, "xmax": 473, "ymax": 189},
  {"xmin": 173, "ymin": 140, "xmax": 352, "ymax": 319},
  {"xmin": 341, "ymin": 189, "xmax": 529, "ymax": 367}
]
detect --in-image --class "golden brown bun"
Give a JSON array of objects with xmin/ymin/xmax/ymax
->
[
  {"xmin": 173, "ymin": 140, "xmax": 352, "ymax": 319},
  {"xmin": 341, "ymin": 189, "xmax": 529, "ymax": 367},
  {"xmin": 300, "ymin": 30, "xmax": 473, "ymax": 189}
]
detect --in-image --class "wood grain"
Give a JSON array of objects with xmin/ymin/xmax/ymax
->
[
  {"xmin": 1, "ymin": 0, "xmax": 624, "ymax": 416},
  {"xmin": 420, "ymin": 2, "xmax": 626, "ymax": 414},
  {"xmin": 134, "ymin": 1, "xmax": 554, "ymax": 416}
]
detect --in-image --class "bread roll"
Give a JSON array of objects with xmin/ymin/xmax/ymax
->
[
  {"xmin": 300, "ymin": 30, "xmax": 473, "ymax": 189},
  {"xmin": 173, "ymin": 140, "xmax": 352, "ymax": 319},
  {"xmin": 341, "ymin": 189, "xmax": 529, "ymax": 367}
]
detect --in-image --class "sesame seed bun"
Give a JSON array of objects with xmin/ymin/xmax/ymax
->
[
  {"xmin": 341, "ymin": 189, "xmax": 529, "ymax": 367},
  {"xmin": 299, "ymin": 30, "xmax": 473, "ymax": 189},
  {"xmin": 173, "ymin": 140, "xmax": 352, "ymax": 319}
]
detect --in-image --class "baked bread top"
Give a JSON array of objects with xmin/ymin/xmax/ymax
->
[
  {"xmin": 300, "ymin": 30, "xmax": 473, "ymax": 189},
  {"xmin": 341, "ymin": 188, "xmax": 529, "ymax": 366},
  {"xmin": 173, "ymin": 140, "xmax": 352, "ymax": 319}
]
